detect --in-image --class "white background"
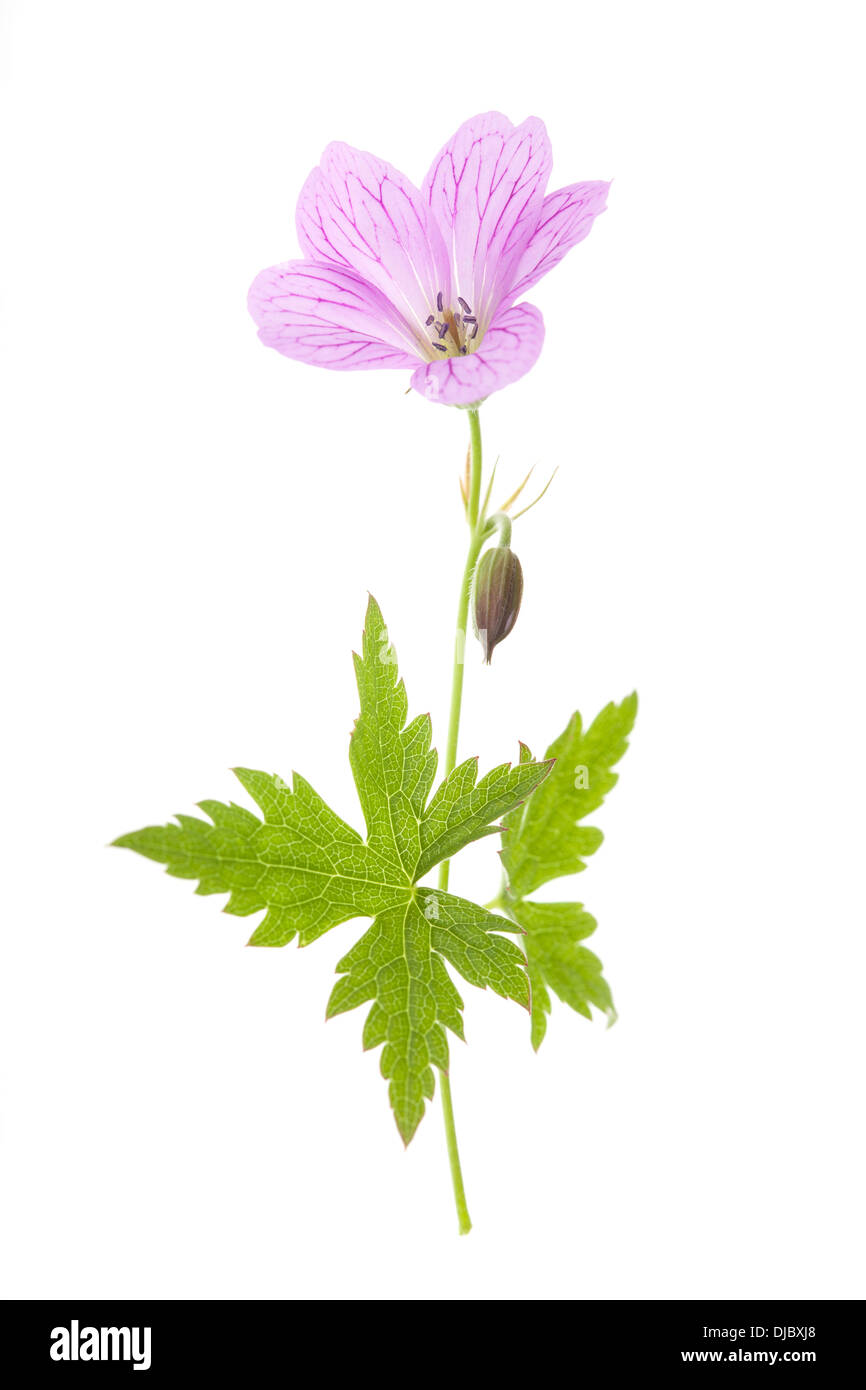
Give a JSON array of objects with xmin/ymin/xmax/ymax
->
[{"xmin": 2, "ymin": 0, "xmax": 864, "ymax": 1300}]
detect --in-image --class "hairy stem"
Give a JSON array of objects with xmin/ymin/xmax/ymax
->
[{"xmin": 437, "ymin": 405, "xmax": 486, "ymax": 1236}]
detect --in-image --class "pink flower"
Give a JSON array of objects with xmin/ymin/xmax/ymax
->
[{"xmin": 248, "ymin": 113, "xmax": 609, "ymax": 407}]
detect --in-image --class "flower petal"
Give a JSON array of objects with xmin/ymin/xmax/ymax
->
[
  {"xmin": 422, "ymin": 112, "xmax": 552, "ymax": 328},
  {"xmin": 296, "ymin": 143, "xmax": 451, "ymax": 348},
  {"xmin": 506, "ymin": 181, "xmax": 611, "ymax": 302},
  {"xmin": 248, "ymin": 260, "xmax": 419, "ymax": 371},
  {"xmin": 410, "ymin": 304, "xmax": 545, "ymax": 407}
]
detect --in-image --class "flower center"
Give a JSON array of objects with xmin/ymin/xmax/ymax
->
[{"xmin": 425, "ymin": 292, "xmax": 479, "ymax": 357}]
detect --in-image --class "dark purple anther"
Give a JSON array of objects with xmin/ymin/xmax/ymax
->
[
  {"xmin": 433, "ymin": 342, "xmax": 447, "ymax": 352},
  {"xmin": 425, "ymin": 315, "xmax": 434, "ymax": 326},
  {"xmin": 458, "ymin": 297, "xmax": 472, "ymax": 313},
  {"xmin": 436, "ymin": 322, "xmax": 449, "ymax": 338},
  {"xmin": 470, "ymin": 323, "xmax": 478, "ymax": 339},
  {"xmin": 462, "ymin": 316, "xmax": 477, "ymax": 324},
  {"xmin": 436, "ymin": 291, "xmax": 444, "ymax": 312}
]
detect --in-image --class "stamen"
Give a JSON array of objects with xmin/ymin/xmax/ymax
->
[
  {"xmin": 460, "ymin": 346, "xmax": 467, "ymax": 354},
  {"xmin": 433, "ymin": 342, "xmax": 447, "ymax": 353},
  {"xmin": 425, "ymin": 315, "xmax": 434, "ymax": 326},
  {"xmin": 458, "ymin": 297, "xmax": 472, "ymax": 313},
  {"xmin": 436, "ymin": 322, "xmax": 449, "ymax": 338},
  {"xmin": 462, "ymin": 316, "xmax": 477, "ymax": 324},
  {"xmin": 470, "ymin": 323, "xmax": 478, "ymax": 339},
  {"xmin": 436, "ymin": 291, "xmax": 444, "ymax": 312}
]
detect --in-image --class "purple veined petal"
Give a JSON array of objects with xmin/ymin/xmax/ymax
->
[
  {"xmin": 410, "ymin": 303, "xmax": 545, "ymax": 407},
  {"xmin": 422, "ymin": 112, "xmax": 552, "ymax": 330},
  {"xmin": 296, "ymin": 143, "xmax": 452, "ymax": 349},
  {"xmin": 248, "ymin": 260, "xmax": 420, "ymax": 371},
  {"xmin": 506, "ymin": 181, "xmax": 611, "ymax": 303}
]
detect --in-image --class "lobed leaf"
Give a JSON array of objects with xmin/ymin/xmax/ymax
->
[
  {"xmin": 115, "ymin": 595, "xmax": 548, "ymax": 1141},
  {"xmin": 501, "ymin": 695, "xmax": 637, "ymax": 899},
  {"xmin": 416, "ymin": 889, "xmax": 529, "ymax": 1007},
  {"xmin": 350, "ymin": 595, "xmax": 437, "ymax": 880},
  {"xmin": 327, "ymin": 888, "xmax": 527, "ymax": 1142},
  {"xmin": 500, "ymin": 697, "xmax": 636, "ymax": 1046},
  {"xmin": 113, "ymin": 770, "xmax": 404, "ymax": 947},
  {"xmin": 509, "ymin": 899, "xmax": 615, "ymax": 1050},
  {"xmin": 415, "ymin": 755, "xmax": 553, "ymax": 880}
]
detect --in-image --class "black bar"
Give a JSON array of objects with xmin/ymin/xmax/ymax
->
[{"xmin": 2, "ymin": 1299, "xmax": 861, "ymax": 1375}]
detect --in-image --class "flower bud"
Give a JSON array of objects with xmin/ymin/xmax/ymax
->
[{"xmin": 471, "ymin": 546, "xmax": 524, "ymax": 663}]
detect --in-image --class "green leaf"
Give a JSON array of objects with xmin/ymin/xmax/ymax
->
[
  {"xmin": 415, "ymin": 888, "xmax": 530, "ymax": 1006},
  {"xmin": 509, "ymin": 900, "xmax": 615, "ymax": 1050},
  {"xmin": 350, "ymin": 603, "xmax": 438, "ymax": 879},
  {"xmin": 501, "ymin": 694, "xmax": 637, "ymax": 899},
  {"xmin": 114, "ymin": 595, "xmax": 551, "ymax": 1142},
  {"xmin": 415, "ymin": 754, "xmax": 554, "ymax": 881},
  {"xmin": 327, "ymin": 890, "xmax": 527, "ymax": 1143},
  {"xmin": 113, "ymin": 770, "xmax": 404, "ymax": 947},
  {"xmin": 499, "ymin": 697, "xmax": 636, "ymax": 1047}
]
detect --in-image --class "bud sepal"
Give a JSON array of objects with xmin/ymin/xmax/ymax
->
[{"xmin": 471, "ymin": 544, "xmax": 524, "ymax": 663}]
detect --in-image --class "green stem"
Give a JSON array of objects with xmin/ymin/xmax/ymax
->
[
  {"xmin": 484, "ymin": 510, "xmax": 512, "ymax": 547},
  {"xmin": 439, "ymin": 1070, "xmax": 472, "ymax": 1235},
  {"xmin": 467, "ymin": 406, "xmax": 483, "ymax": 528},
  {"xmin": 437, "ymin": 405, "xmax": 486, "ymax": 1236}
]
